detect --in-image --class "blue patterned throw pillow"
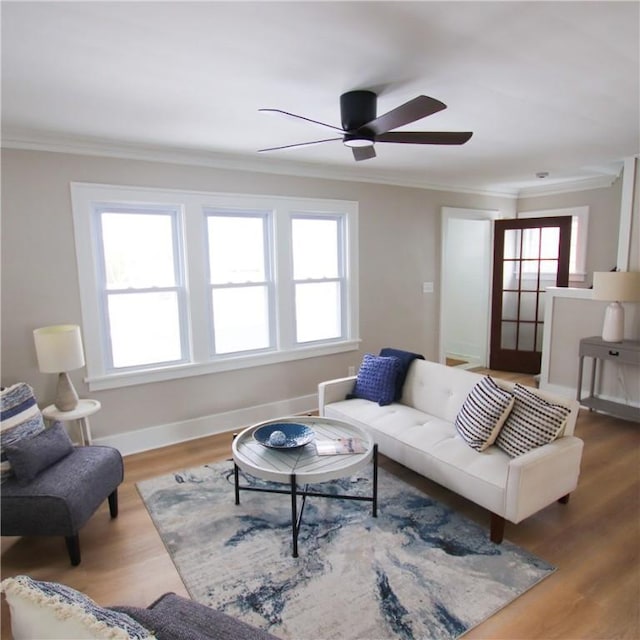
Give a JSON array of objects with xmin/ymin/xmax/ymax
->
[
  {"xmin": 495, "ymin": 384, "xmax": 571, "ymax": 457},
  {"xmin": 349, "ymin": 353, "xmax": 402, "ymax": 406},
  {"xmin": 1, "ymin": 383, "xmax": 46, "ymax": 483},
  {"xmin": 0, "ymin": 575, "xmax": 156, "ymax": 639},
  {"xmin": 455, "ymin": 376, "xmax": 514, "ymax": 451}
]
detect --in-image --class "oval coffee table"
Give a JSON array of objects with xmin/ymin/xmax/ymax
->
[{"xmin": 232, "ymin": 416, "xmax": 378, "ymax": 557}]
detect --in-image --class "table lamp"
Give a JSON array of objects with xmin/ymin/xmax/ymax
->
[
  {"xmin": 33, "ymin": 324, "xmax": 86, "ymax": 411},
  {"xmin": 592, "ymin": 271, "xmax": 640, "ymax": 342}
]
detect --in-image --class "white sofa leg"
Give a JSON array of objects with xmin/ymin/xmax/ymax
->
[{"xmin": 490, "ymin": 513, "xmax": 505, "ymax": 544}]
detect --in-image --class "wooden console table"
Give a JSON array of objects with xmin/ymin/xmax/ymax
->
[{"xmin": 577, "ymin": 336, "xmax": 640, "ymax": 422}]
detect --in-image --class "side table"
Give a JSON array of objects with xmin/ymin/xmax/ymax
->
[
  {"xmin": 42, "ymin": 399, "xmax": 102, "ymax": 445},
  {"xmin": 577, "ymin": 336, "xmax": 640, "ymax": 423}
]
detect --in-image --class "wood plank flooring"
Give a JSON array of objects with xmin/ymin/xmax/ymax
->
[{"xmin": 2, "ymin": 369, "xmax": 639, "ymax": 639}]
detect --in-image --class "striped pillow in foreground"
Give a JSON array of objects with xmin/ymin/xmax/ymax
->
[
  {"xmin": 495, "ymin": 383, "xmax": 571, "ymax": 457},
  {"xmin": 1, "ymin": 382, "xmax": 46, "ymax": 483},
  {"xmin": 455, "ymin": 376, "xmax": 515, "ymax": 451}
]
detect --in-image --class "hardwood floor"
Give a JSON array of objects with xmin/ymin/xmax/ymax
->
[{"xmin": 2, "ymin": 370, "xmax": 639, "ymax": 639}]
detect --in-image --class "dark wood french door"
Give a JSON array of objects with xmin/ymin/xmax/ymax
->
[{"xmin": 490, "ymin": 216, "xmax": 572, "ymax": 374}]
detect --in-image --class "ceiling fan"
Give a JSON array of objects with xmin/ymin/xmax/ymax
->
[{"xmin": 258, "ymin": 90, "xmax": 473, "ymax": 161}]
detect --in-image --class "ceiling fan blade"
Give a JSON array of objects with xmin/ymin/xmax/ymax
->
[
  {"xmin": 258, "ymin": 137, "xmax": 342, "ymax": 152},
  {"xmin": 365, "ymin": 96, "xmax": 447, "ymax": 136},
  {"xmin": 352, "ymin": 146, "xmax": 376, "ymax": 161},
  {"xmin": 376, "ymin": 131, "xmax": 473, "ymax": 145},
  {"xmin": 258, "ymin": 108, "xmax": 344, "ymax": 132}
]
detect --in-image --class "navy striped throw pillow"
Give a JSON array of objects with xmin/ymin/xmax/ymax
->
[
  {"xmin": 455, "ymin": 376, "xmax": 514, "ymax": 451},
  {"xmin": 495, "ymin": 383, "xmax": 571, "ymax": 457}
]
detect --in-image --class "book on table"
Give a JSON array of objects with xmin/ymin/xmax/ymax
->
[{"xmin": 315, "ymin": 438, "xmax": 366, "ymax": 455}]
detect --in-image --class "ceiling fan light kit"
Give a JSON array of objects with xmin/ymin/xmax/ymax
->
[
  {"xmin": 259, "ymin": 89, "xmax": 472, "ymax": 162},
  {"xmin": 343, "ymin": 135, "xmax": 374, "ymax": 148}
]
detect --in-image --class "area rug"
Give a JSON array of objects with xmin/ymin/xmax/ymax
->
[{"xmin": 137, "ymin": 461, "xmax": 555, "ymax": 640}]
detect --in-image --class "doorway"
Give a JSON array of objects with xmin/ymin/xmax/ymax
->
[
  {"xmin": 489, "ymin": 216, "xmax": 571, "ymax": 374},
  {"xmin": 440, "ymin": 207, "xmax": 500, "ymax": 369}
]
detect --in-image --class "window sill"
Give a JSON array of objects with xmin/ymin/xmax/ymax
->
[{"xmin": 86, "ymin": 340, "xmax": 361, "ymax": 391}]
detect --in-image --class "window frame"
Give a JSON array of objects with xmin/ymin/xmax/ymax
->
[
  {"xmin": 93, "ymin": 203, "xmax": 190, "ymax": 371},
  {"xmin": 71, "ymin": 182, "xmax": 359, "ymax": 391},
  {"xmin": 204, "ymin": 208, "xmax": 275, "ymax": 357},
  {"xmin": 290, "ymin": 212, "xmax": 347, "ymax": 346}
]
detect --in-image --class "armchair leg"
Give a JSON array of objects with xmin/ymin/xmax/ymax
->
[
  {"xmin": 490, "ymin": 513, "xmax": 505, "ymax": 544},
  {"xmin": 65, "ymin": 535, "xmax": 81, "ymax": 566},
  {"xmin": 558, "ymin": 494, "xmax": 570, "ymax": 504},
  {"xmin": 108, "ymin": 489, "xmax": 119, "ymax": 518}
]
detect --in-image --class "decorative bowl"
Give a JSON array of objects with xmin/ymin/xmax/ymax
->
[{"xmin": 254, "ymin": 423, "xmax": 315, "ymax": 449}]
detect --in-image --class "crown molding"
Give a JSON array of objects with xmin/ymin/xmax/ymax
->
[
  {"xmin": 0, "ymin": 130, "xmax": 520, "ymax": 198},
  {"xmin": 516, "ymin": 173, "xmax": 621, "ymax": 199},
  {"xmin": 2, "ymin": 129, "xmax": 621, "ymax": 200}
]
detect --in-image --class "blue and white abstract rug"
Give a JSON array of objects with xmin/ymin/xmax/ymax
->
[{"xmin": 138, "ymin": 461, "xmax": 554, "ymax": 640}]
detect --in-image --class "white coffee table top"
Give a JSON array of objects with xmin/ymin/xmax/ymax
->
[{"xmin": 232, "ymin": 416, "xmax": 374, "ymax": 484}]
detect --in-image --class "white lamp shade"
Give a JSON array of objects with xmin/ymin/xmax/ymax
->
[
  {"xmin": 592, "ymin": 271, "xmax": 640, "ymax": 302},
  {"xmin": 33, "ymin": 325, "xmax": 85, "ymax": 373}
]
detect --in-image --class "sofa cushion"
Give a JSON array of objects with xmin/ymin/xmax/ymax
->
[
  {"xmin": 455, "ymin": 376, "xmax": 515, "ymax": 451},
  {"xmin": 348, "ymin": 353, "xmax": 402, "ymax": 406},
  {"xmin": 1, "ymin": 383, "xmax": 46, "ymax": 483},
  {"xmin": 379, "ymin": 347, "xmax": 424, "ymax": 401},
  {"xmin": 496, "ymin": 383, "xmax": 571, "ymax": 457},
  {"xmin": 0, "ymin": 575, "xmax": 155, "ymax": 640},
  {"xmin": 5, "ymin": 422, "xmax": 74, "ymax": 485}
]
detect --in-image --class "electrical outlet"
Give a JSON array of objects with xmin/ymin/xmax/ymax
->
[{"xmin": 422, "ymin": 281, "xmax": 434, "ymax": 293}]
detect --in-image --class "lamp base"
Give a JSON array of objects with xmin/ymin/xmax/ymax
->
[
  {"xmin": 601, "ymin": 301, "xmax": 624, "ymax": 343},
  {"xmin": 54, "ymin": 372, "xmax": 80, "ymax": 411}
]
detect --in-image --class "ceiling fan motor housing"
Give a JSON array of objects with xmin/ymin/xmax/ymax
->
[{"xmin": 340, "ymin": 90, "xmax": 377, "ymax": 132}]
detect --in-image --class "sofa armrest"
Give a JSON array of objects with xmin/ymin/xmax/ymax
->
[
  {"xmin": 113, "ymin": 592, "xmax": 279, "ymax": 640},
  {"xmin": 318, "ymin": 376, "xmax": 356, "ymax": 416},
  {"xmin": 504, "ymin": 435, "xmax": 584, "ymax": 523}
]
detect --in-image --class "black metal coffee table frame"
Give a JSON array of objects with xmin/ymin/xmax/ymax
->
[{"xmin": 233, "ymin": 443, "xmax": 378, "ymax": 558}]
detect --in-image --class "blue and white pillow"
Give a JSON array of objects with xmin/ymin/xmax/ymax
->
[
  {"xmin": 0, "ymin": 575, "xmax": 156, "ymax": 639},
  {"xmin": 1, "ymin": 383, "xmax": 46, "ymax": 483},
  {"xmin": 495, "ymin": 384, "xmax": 571, "ymax": 457},
  {"xmin": 455, "ymin": 376, "xmax": 514, "ymax": 451},
  {"xmin": 348, "ymin": 353, "xmax": 402, "ymax": 406}
]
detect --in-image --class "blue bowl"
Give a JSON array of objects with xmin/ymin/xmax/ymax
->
[{"xmin": 254, "ymin": 422, "xmax": 315, "ymax": 449}]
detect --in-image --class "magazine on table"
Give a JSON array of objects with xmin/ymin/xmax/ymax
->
[{"xmin": 315, "ymin": 438, "xmax": 366, "ymax": 455}]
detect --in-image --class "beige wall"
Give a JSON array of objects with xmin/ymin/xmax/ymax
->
[
  {"xmin": 517, "ymin": 177, "xmax": 623, "ymax": 278},
  {"xmin": 1, "ymin": 148, "xmax": 515, "ymax": 442}
]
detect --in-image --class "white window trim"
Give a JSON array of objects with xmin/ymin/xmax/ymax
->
[
  {"xmin": 518, "ymin": 206, "xmax": 589, "ymax": 281},
  {"xmin": 71, "ymin": 182, "xmax": 360, "ymax": 391}
]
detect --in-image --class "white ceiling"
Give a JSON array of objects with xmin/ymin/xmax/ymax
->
[{"xmin": 2, "ymin": 1, "xmax": 639, "ymax": 196}]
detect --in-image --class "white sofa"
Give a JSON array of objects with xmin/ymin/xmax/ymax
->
[{"xmin": 318, "ymin": 358, "xmax": 584, "ymax": 542}]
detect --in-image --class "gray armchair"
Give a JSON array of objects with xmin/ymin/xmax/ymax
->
[{"xmin": 1, "ymin": 383, "xmax": 123, "ymax": 565}]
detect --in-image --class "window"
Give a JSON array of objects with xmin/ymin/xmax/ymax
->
[
  {"xmin": 291, "ymin": 215, "xmax": 345, "ymax": 344},
  {"xmin": 517, "ymin": 206, "xmax": 589, "ymax": 281},
  {"xmin": 205, "ymin": 211, "xmax": 273, "ymax": 355},
  {"xmin": 95, "ymin": 206, "xmax": 187, "ymax": 369},
  {"xmin": 71, "ymin": 184, "xmax": 359, "ymax": 390}
]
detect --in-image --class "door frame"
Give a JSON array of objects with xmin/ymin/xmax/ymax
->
[
  {"xmin": 489, "ymin": 215, "xmax": 572, "ymax": 373},
  {"xmin": 439, "ymin": 207, "xmax": 501, "ymax": 368}
]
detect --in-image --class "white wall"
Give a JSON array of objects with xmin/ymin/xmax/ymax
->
[
  {"xmin": 1, "ymin": 148, "xmax": 514, "ymax": 450},
  {"xmin": 538, "ymin": 164, "xmax": 639, "ymax": 404},
  {"xmin": 442, "ymin": 217, "xmax": 492, "ymax": 365}
]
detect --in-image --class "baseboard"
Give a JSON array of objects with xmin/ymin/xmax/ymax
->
[
  {"xmin": 540, "ymin": 381, "xmax": 640, "ymax": 410},
  {"xmin": 93, "ymin": 393, "xmax": 318, "ymax": 456}
]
